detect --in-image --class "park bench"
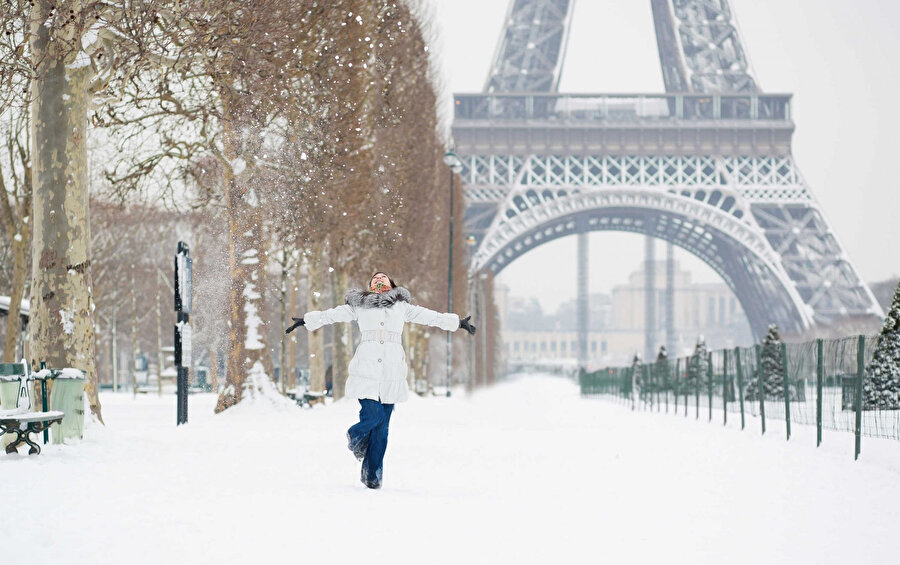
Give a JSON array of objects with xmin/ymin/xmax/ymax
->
[
  {"xmin": 0, "ymin": 362, "xmax": 64, "ymax": 455},
  {"xmin": 285, "ymin": 390, "xmax": 327, "ymax": 408}
]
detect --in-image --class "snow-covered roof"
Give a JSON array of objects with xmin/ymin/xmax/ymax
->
[{"xmin": 0, "ymin": 296, "xmax": 30, "ymax": 318}]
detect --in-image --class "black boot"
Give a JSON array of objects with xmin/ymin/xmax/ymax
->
[{"xmin": 360, "ymin": 467, "xmax": 381, "ymax": 489}]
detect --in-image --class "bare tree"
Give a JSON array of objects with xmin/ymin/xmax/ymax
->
[{"xmin": 0, "ymin": 7, "xmax": 32, "ymax": 362}]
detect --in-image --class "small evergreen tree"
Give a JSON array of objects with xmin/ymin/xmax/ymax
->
[
  {"xmin": 655, "ymin": 345, "xmax": 669, "ymax": 393},
  {"xmin": 746, "ymin": 324, "xmax": 785, "ymax": 401},
  {"xmin": 686, "ymin": 337, "xmax": 707, "ymax": 393},
  {"xmin": 631, "ymin": 353, "xmax": 643, "ymax": 386},
  {"xmin": 630, "ymin": 353, "xmax": 643, "ymax": 408},
  {"xmin": 863, "ymin": 279, "xmax": 900, "ymax": 410}
]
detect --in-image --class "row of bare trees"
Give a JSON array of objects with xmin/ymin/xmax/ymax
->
[{"xmin": 0, "ymin": 0, "xmax": 477, "ymax": 420}]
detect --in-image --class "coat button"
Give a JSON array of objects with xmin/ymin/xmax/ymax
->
[
  {"xmin": 380, "ymin": 340, "xmax": 384, "ymax": 344},
  {"xmin": 380, "ymin": 322, "xmax": 384, "ymax": 326},
  {"xmin": 377, "ymin": 358, "xmax": 382, "ymax": 363}
]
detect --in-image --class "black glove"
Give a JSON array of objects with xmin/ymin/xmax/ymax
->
[
  {"xmin": 285, "ymin": 317, "xmax": 305, "ymax": 334},
  {"xmin": 459, "ymin": 315, "xmax": 476, "ymax": 336}
]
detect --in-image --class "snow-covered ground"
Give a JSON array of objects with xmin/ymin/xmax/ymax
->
[{"xmin": 6, "ymin": 374, "xmax": 900, "ymax": 564}]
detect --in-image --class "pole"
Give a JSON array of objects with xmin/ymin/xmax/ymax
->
[
  {"xmin": 644, "ymin": 236, "xmax": 655, "ymax": 361},
  {"xmin": 816, "ymin": 338, "xmax": 823, "ymax": 447},
  {"xmin": 757, "ymin": 344, "xmax": 765, "ymax": 435},
  {"xmin": 175, "ymin": 242, "xmax": 191, "ymax": 425},
  {"xmin": 723, "ymin": 349, "xmax": 728, "ymax": 426},
  {"xmin": 735, "ymin": 347, "xmax": 745, "ymax": 430},
  {"xmin": 695, "ymin": 355, "xmax": 700, "ymax": 419},
  {"xmin": 707, "ymin": 352, "xmax": 713, "ymax": 422},
  {"xmin": 577, "ymin": 233, "xmax": 589, "ymax": 370},
  {"xmin": 855, "ymin": 335, "xmax": 864, "ymax": 460},
  {"xmin": 781, "ymin": 342, "xmax": 790, "ymax": 441},
  {"xmin": 40, "ymin": 361, "xmax": 48, "ymax": 444},
  {"xmin": 446, "ymin": 168, "xmax": 454, "ymax": 398}
]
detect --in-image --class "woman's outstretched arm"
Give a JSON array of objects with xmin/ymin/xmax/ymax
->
[
  {"xmin": 402, "ymin": 303, "xmax": 460, "ymax": 331},
  {"xmin": 301, "ymin": 304, "xmax": 357, "ymax": 331}
]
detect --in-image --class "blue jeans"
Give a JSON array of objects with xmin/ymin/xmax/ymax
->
[{"xmin": 347, "ymin": 399, "xmax": 394, "ymax": 487}]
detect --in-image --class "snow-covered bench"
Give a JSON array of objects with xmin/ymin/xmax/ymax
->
[
  {"xmin": 285, "ymin": 390, "xmax": 326, "ymax": 407},
  {"xmin": 0, "ymin": 410, "xmax": 64, "ymax": 454},
  {"xmin": 0, "ymin": 362, "xmax": 65, "ymax": 455}
]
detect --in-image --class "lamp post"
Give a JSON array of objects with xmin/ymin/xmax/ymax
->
[
  {"xmin": 442, "ymin": 149, "xmax": 463, "ymax": 397},
  {"xmin": 466, "ymin": 235, "xmax": 477, "ymax": 390}
]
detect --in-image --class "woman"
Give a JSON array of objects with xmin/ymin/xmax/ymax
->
[{"xmin": 285, "ymin": 271, "xmax": 477, "ymax": 489}]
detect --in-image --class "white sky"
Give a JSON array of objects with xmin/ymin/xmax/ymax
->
[{"xmin": 429, "ymin": 0, "xmax": 900, "ymax": 313}]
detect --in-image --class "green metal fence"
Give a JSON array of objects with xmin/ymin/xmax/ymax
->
[{"xmin": 579, "ymin": 334, "xmax": 897, "ymax": 459}]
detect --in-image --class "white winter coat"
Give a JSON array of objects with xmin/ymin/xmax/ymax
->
[{"xmin": 304, "ymin": 287, "xmax": 459, "ymax": 403}]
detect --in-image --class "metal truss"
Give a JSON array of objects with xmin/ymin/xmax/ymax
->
[
  {"xmin": 484, "ymin": 0, "xmax": 575, "ymax": 93},
  {"xmin": 470, "ymin": 185, "xmax": 811, "ymax": 335},
  {"xmin": 463, "ymin": 153, "xmax": 883, "ymax": 333},
  {"xmin": 461, "ymin": 154, "xmax": 810, "ymax": 204},
  {"xmin": 651, "ymin": 0, "xmax": 758, "ymax": 93}
]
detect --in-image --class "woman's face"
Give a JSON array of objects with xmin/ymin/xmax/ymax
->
[{"xmin": 370, "ymin": 272, "xmax": 392, "ymax": 292}]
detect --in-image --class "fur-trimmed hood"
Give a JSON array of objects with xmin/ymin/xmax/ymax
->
[{"xmin": 345, "ymin": 287, "xmax": 412, "ymax": 309}]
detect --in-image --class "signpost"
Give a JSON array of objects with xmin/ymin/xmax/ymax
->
[{"xmin": 174, "ymin": 242, "xmax": 192, "ymax": 425}]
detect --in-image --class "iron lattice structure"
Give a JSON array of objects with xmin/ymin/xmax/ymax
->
[
  {"xmin": 457, "ymin": 0, "xmax": 882, "ymax": 339},
  {"xmin": 484, "ymin": 0, "xmax": 574, "ymax": 93}
]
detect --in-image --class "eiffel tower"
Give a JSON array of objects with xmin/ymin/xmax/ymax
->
[{"xmin": 453, "ymin": 0, "xmax": 883, "ymax": 364}]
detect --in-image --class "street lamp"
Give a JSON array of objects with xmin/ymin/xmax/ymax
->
[{"xmin": 442, "ymin": 149, "xmax": 463, "ymax": 397}]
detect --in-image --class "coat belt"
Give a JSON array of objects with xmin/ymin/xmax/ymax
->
[{"xmin": 360, "ymin": 330, "xmax": 402, "ymax": 344}]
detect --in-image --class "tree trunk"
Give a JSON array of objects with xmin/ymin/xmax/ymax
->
[
  {"xmin": 111, "ymin": 310, "xmax": 118, "ymax": 392},
  {"xmin": 3, "ymin": 235, "xmax": 29, "ymax": 362},
  {"xmin": 131, "ymin": 264, "xmax": 137, "ymax": 397},
  {"xmin": 215, "ymin": 107, "xmax": 271, "ymax": 412},
  {"xmin": 331, "ymin": 270, "xmax": 351, "ymax": 400},
  {"xmin": 208, "ymin": 345, "xmax": 218, "ymax": 393},
  {"xmin": 307, "ymin": 259, "xmax": 326, "ymax": 394},
  {"xmin": 279, "ymin": 255, "xmax": 288, "ymax": 394},
  {"xmin": 28, "ymin": 0, "xmax": 101, "ymax": 421},
  {"xmin": 286, "ymin": 261, "xmax": 299, "ymax": 391},
  {"xmin": 156, "ymin": 275, "xmax": 164, "ymax": 396}
]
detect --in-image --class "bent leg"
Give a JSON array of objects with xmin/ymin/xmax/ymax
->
[{"xmin": 347, "ymin": 400, "xmax": 383, "ymax": 459}]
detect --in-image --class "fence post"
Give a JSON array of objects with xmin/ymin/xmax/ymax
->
[
  {"xmin": 855, "ymin": 335, "xmax": 865, "ymax": 460},
  {"xmin": 695, "ymin": 357, "xmax": 700, "ymax": 420},
  {"xmin": 655, "ymin": 363, "xmax": 661, "ymax": 412},
  {"xmin": 816, "ymin": 339, "xmax": 823, "ymax": 447},
  {"xmin": 630, "ymin": 367, "xmax": 635, "ymax": 410},
  {"xmin": 664, "ymin": 360, "xmax": 669, "ymax": 414},
  {"xmin": 781, "ymin": 342, "xmax": 791, "ymax": 441},
  {"xmin": 707, "ymin": 352, "xmax": 713, "ymax": 422},
  {"xmin": 723, "ymin": 349, "xmax": 729, "ymax": 426},
  {"xmin": 735, "ymin": 347, "xmax": 745, "ymax": 430},
  {"xmin": 675, "ymin": 358, "xmax": 680, "ymax": 417},
  {"xmin": 757, "ymin": 344, "xmax": 765, "ymax": 435},
  {"xmin": 644, "ymin": 364, "xmax": 651, "ymax": 411}
]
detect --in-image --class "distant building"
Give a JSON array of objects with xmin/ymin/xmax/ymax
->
[{"xmin": 500, "ymin": 260, "xmax": 752, "ymax": 368}]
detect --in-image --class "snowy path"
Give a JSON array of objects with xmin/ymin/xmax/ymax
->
[{"xmin": 6, "ymin": 374, "xmax": 900, "ymax": 564}]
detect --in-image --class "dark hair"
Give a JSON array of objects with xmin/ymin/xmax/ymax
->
[{"xmin": 370, "ymin": 271, "xmax": 397, "ymax": 289}]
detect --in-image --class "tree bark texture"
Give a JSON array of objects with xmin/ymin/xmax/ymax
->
[
  {"xmin": 3, "ymin": 232, "xmax": 29, "ymax": 362},
  {"xmin": 306, "ymin": 259, "xmax": 326, "ymax": 394},
  {"xmin": 330, "ymin": 270, "xmax": 350, "ymax": 400},
  {"xmin": 215, "ymin": 106, "xmax": 270, "ymax": 412},
  {"xmin": 29, "ymin": 0, "xmax": 101, "ymax": 421},
  {"xmin": 286, "ymin": 262, "xmax": 299, "ymax": 392}
]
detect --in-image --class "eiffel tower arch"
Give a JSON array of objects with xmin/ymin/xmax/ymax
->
[{"xmin": 454, "ymin": 0, "xmax": 883, "ymax": 354}]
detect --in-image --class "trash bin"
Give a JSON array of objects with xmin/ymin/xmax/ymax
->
[{"xmin": 49, "ymin": 369, "xmax": 86, "ymax": 443}]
